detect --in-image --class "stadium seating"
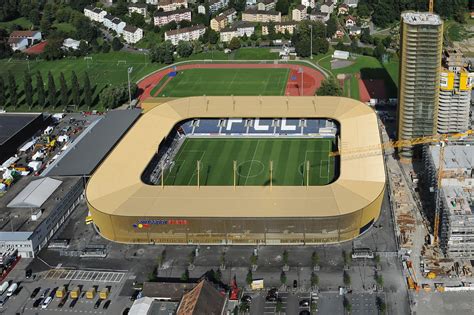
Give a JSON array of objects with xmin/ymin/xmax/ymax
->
[
  {"xmin": 193, "ymin": 119, "xmax": 220, "ymax": 134},
  {"xmin": 247, "ymin": 119, "xmax": 275, "ymax": 134}
]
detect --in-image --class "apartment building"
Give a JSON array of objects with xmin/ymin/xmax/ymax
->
[
  {"xmin": 242, "ymin": 9, "xmax": 281, "ymax": 23},
  {"xmin": 128, "ymin": 3, "xmax": 148, "ymax": 17},
  {"xmin": 210, "ymin": 8, "xmax": 237, "ymax": 31},
  {"xmin": 292, "ymin": 5, "xmax": 307, "ymax": 21},
  {"xmin": 157, "ymin": 0, "xmax": 188, "ymax": 12},
  {"xmin": 165, "ymin": 25, "xmax": 206, "ymax": 45},
  {"xmin": 209, "ymin": 0, "xmax": 229, "ymax": 13},
  {"xmin": 219, "ymin": 22, "xmax": 255, "ymax": 42},
  {"xmin": 123, "ymin": 25, "xmax": 144, "ymax": 44},
  {"xmin": 261, "ymin": 21, "xmax": 297, "ymax": 35},
  {"xmin": 154, "ymin": 8, "xmax": 192, "ymax": 26},
  {"xmin": 84, "ymin": 6, "xmax": 107, "ymax": 22}
]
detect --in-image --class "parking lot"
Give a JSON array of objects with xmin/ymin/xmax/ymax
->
[
  {"xmin": 242, "ymin": 289, "xmax": 313, "ymax": 315},
  {"xmin": 44, "ymin": 270, "xmax": 126, "ymax": 283}
]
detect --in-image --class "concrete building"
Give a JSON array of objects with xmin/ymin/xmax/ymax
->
[
  {"xmin": 210, "ymin": 8, "xmax": 237, "ymax": 31},
  {"xmin": 261, "ymin": 22, "xmax": 297, "ymax": 36},
  {"xmin": 123, "ymin": 25, "xmax": 144, "ymax": 44},
  {"xmin": 62, "ymin": 38, "xmax": 81, "ymax": 50},
  {"xmin": 154, "ymin": 8, "xmax": 192, "ymax": 27},
  {"xmin": 8, "ymin": 31, "xmax": 42, "ymax": 51},
  {"xmin": 209, "ymin": 0, "xmax": 229, "ymax": 13},
  {"xmin": 83, "ymin": 6, "xmax": 107, "ymax": 22},
  {"xmin": 438, "ymin": 49, "xmax": 473, "ymax": 134},
  {"xmin": 257, "ymin": 0, "xmax": 276, "ymax": 11},
  {"xmin": 425, "ymin": 145, "xmax": 474, "ymax": 258},
  {"xmin": 320, "ymin": 0, "xmax": 335, "ymax": 14},
  {"xmin": 128, "ymin": 3, "xmax": 148, "ymax": 17},
  {"xmin": 344, "ymin": 0, "xmax": 359, "ymax": 8},
  {"xmin": 0, "ymin": 176, "xmax": 83, "ymax": 258},
  {"xmin": 338, "ymin": 4, "xmax": 349, "ymax": 15},
  {"xmin": 165, "ymin": 25, "xmax": 206, "ymax": 45},
  {"xmin": 309, "ymin": 9, "xmax": 330, "ymax": 23},
  {"xmin": 301, "ymin": 0, "xmax": 316, "ymax": 8},
  {"xmin": 242, "ymin": 9, "xmax": 281, "ymax": 23},
  {"xmin": 198, "ymin": 5, "xmax": 206, "ymax": 14},
  {"xmin": 397, "ymin": 12, "xmax": 443, "ymax": 158},
  {"xmin": 157, "ymin": 0, "xmax": 188, "ymax": 12},
  {"xmin": 292, "ymin": 5, "xmax": 307, "ymax": 21},
  {"xmin": 220, "ymin": 22, "xmax": 255, "ymax": 42}
]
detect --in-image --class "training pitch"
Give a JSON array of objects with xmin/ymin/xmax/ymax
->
[
  {"xmin": 157, "ymin": 68, "xmax": 289, "ymax": 97},
  {"xmin": 163, "ymin": 138, "xmax": 336, "ymax": 186}
]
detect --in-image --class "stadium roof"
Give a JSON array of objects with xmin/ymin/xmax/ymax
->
[
  {"xmin": 42, "ymin": 109, "xmax": 141, "ymax": 177},
  {"xmin": 7, "ymin": 177, "xmax": 62, "ymax": 208},
  {"xmin": 0, "ymin": 113, "xmax": 42, "ymax": 145},
  {"xmin": 86, "ymin": 96, "xmax": 385, "ymax": 218}
]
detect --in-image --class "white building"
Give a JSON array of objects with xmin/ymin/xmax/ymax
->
[
  {"xmin": 128, "ymin": 3, "xmax": 148, "ymax": 17},
  {"xmin": 165, "ymin": 25, "xmax": 206, "ymax": 45},
  {"xmin": 103, "ymin": 15, "xmax": 126, "ymax": 34},
  {"xmin": 8, "ymin": 37, "xmax": 29, "ymax": 51},
  {"xmin": 209, "ymin": 0, "xmax": 229, "ymax": 13},
  {"xmin": 198, "ymin": 5, "xmax": 206, "ymax": 14},
  {"xmin": 8, "ymin": 30, "xmax": 42, "ymax": 51},
  {"xmin": 301, "ymin": 0, "xmax": 315, "ymax": 8},
  {"xmin": 62, "ymin": 38, "xmax": 81, "ymax": 50},
  {"xmin": 157, "ymin": 0, "xmax": 188, "ymax": 12},
  {"xmin": 344, "ymin": 0, "xmax": 359, "ymax": 8},
  {"xmin": 292, "ymin": 5, "xmax": 307, "ymax": 21},
  {"xmin": 123, "ymin": 25, "xmax": 144, "ymax": 44},
  {"xmin": 320, "ymin": 0, "xmax": 335, "ymax": 13},
  {"xmin": 83, "ymin": 6, "xmax": 107, "ymax": 22},
  {"xmin": 154, "ymin": 8, "xmax": 192, "ymax": 27},
  {"xmin": 220, "ymin": 23, "xmax": 255, "ymax": 42},
  {"xmin": 333, "ymin": 50, "xmax": 350, "ymax": 60}
]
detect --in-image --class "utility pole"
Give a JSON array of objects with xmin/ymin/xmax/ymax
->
[{"xmin": 127, "ymin": 67, "xmax": 133, "ymax": 107}]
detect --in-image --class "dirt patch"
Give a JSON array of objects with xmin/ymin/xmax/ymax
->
[{"xmin": 330, "ymin": 59, "xmax": 354, "ymax": 70}]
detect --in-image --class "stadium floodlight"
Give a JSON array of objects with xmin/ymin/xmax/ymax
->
[
  {"xmin": 298, "ymin": 67, "xmax": 304, "ymax": 96},
  {"xmin": 127, "ymin": 67, "xmax": 134, "ymax": 107},
  {"xmin": 233, "ymin": 160, "xmax": 237, "ymax": 189}
]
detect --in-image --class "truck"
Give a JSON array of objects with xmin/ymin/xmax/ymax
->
[
  {"xmin": 86, "ymin": 287, "xmax": 96, "ymax": 299},
  {"xmin": 99, "ymin": 288, "xmax": 109, "ymax": 300},
  {"xmin": 6, "ymin": 283, "xmax": 17, "ymax": 297},
  {"xmin": 0, "ymin": 282, "xmax": 9, "ymax": 295},
  {"xmin": 70, "ymin": 287, "xmax": 80, "ymax": 299},
  {"xmin": 56, "ymin": 286, "xmax": 66, "ymax": 298}
]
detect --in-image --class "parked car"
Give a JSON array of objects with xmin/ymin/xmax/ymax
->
[
  {"xmin": 122, "ymin": 307, "xmax": 130, "ymax": 315},
  {"xmin": 41, "ymin": 296, "xmax": 52, "ymax": 309},
  {"xmin": 25, "ymin": 269, "xmax": 32, "ymax": 278},
  {"xmin": 293, "ymin": 280, "xmax": 298, "ymax": 288},
  {"xmin": 30, "ymin": 287, "xmax": 41, "ymax": 299},
  {"xmin": 41, "ymin": 288, "xmax": 50, "ymax": 298},
  {"xmin": 69, "ymin": 298, "xmax": 78, "ymax": 308},
  {"xmin": 103, "ymin": 300, "xmax": 111, "ymax": 309},
  {"xmin": 299, "ymin": 299, "xmax": 310, "ymax": 307},
  {"xmin": 241, "ymin": 295, "xmax": 252, "ymax": 303},
  {"xmin": 94, "ymin": 299, "xmax": 102, "ymax": 309},
  {"xmin": 33, "ymin": 298, "xmax": 43, "ymax": 308},
  {"xmin": 266, "ymin": 288, "xmax": 278, "ymax": 301}
]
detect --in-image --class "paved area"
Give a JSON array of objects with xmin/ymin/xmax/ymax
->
[{"xmin": 44, "ymin": 270, "xmax": 126, "ymax": 283}]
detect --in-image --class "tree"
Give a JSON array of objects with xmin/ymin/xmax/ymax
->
[
  {"xmin": 275, "ymin": 0, "xmax": 289, "ymax": 15},
  {"xmin": 373, "ymin": 41, "xmax": 386, "ymax": 61},
  {"xmin": 24, "ymin": 71, "xmax": 33, "ymax": 109},
  {"xmin": 310, "ymin": 272, "xmax": 319, "ymax": 287},
  {"xmin": 149, "ymin": 41, "xmax": 174, "ymax": 64},
  {"xmin": 280, "ymin": 271, "xmax": 287, "ymax": 285},
  {"xmin": 59, "ymin": 73, "xmax": 68, "ymax": 108},
  {"xmin": 43, "ymin": 36, "xmax": 64, "ymax": 60},
  {"xmin": 246, "ymin": 269, "xmax": 253, "ymax": 285},
  {"xmin": 102, "ymin": 41, "xmax": 111, "ymax": 53},
  {"xmin": 313, "ymin": 37, "xmax": 329, "ymax": 54},
  {"xmin": 295, "ymin": 38, "xmax": 311, "ymax": 57},
  {"xmin": 99, "ymin": 83, "xmax": 138, "ymax": 108},
  {"xmin": 181, "ymin": 269, "xmax": 189, "ymax": 281},
  {"xmin": 250, "ymin": 254, "xmax": 258, "ymax": 266},
  {"xmin": 382, "ymin": 36, "xmax": 392, "ymax": 48},
  {"xmin": 8, "ymin": 71, "xmax": 17, "ymax": 108},
  {"xmin": 47, "ymin": 71, "xmax": 56, "ymax": 108},
  {"xmin": 228, "ymin": 37, "xmax": 241, "ymax": 50},
  {"xmin": 326, "ymin": 17, "xmax": 337, "ymax": 38},
  {"xmin": 177, "ymin": 40, "xmax": 193, "ymax": 58},
  {"xmin": 374, "ymin": 273, "xmax": 384, "ymax": 287},
  {"xmin": 360, "ymin": 28, "xmax": 372, "ymax": 44},
  {"xmin": 83, "ymin": 72, "xmax": 92, "ymax": 108},
  {"xmin": 71, "ymin": 71, "xmax": 80, "ymax": 106},
  {"xmin": 208, "ymin": 30, "xmax": 219, "ymax": 45},
  {"xmin": 376, "ymin": 296, "xmax": 386, "ymax": 314},
  {"xmin": 36, "ymin": 71, "xmax": 46, "ymax": 108},
  {"xmin": 357, "ymin": 3, "xmax": 371, "ymax": 18},
  {"xmin": 112, "ymin": 37, "xmax": 123, "ymax": 51},
  {"xmin": 129, "ymin": 12, "xmax": 146, "ymax": 28},
  {"xmin": 343, "ymin": 296, "xmax": 352, "ymax": 312},
  {"xmin": 317, "ymin": 78, "xmax": 342, "ymax": 96},
  {"xmin": 267, "ymin": 22, "xmax": 277, "ymax": 40},
  {"xmin": 311, "ymin": 251, "xmax": 319, "ymax": 267},
  {"xmin": 282, "ymin": 250, "xmax": 289, "ymax": 266},
  {"xmin": 215, "ymin": 269, "xmax": 222, "ymax": 282},
  {"xmin": 343, "ymin": 270, "xmax": 351, "ymax": 286},
  {"xmin": 78, "ymin": 40, "xmax": 90, "ymax": 56},
  {"xmin": 0, "ymin": 77, "xmax": 5, "ymax": 108}
]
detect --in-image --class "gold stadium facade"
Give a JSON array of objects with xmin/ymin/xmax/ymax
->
[{"xmin": 86, "ymin": 96, "xmax": 385, "ymax": 245}]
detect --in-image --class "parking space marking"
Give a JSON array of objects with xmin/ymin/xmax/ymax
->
[{"xmin": 43, "ymin": 269, "xmax": 126, "ymax": 283}]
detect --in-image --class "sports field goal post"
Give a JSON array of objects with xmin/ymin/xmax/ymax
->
[
  {"xmin": 117, "ymin": 60, "xmax": 127, "ymax": 66},
  {"xmin": 84, "ymin": 56, "xmax": 93, "ymax": 68}
]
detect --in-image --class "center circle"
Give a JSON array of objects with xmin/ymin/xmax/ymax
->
[{"xmin": 237, "ymin": 160, "xmax": 265, "ymax": 178}]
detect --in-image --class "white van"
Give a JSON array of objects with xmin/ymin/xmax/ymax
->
[{"xmin": 6, "ymin": 283, "xmax": 17, "ymax": 297}]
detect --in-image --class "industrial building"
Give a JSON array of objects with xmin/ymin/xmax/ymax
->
[
  {"xmin": 0, "ymin": 113, "xmax": 50, "ymax": 164},
  {"xmin": 0, "ymin": 176, "xmax": 83, "ymax": 257},
  {"xmin": 397, "ymin": 12, "xmax": 443, "ymax": 157},
  {"xmin": 425, "ymin": 145, "xmax": 474, "ymax": 258},
  {"xmin": 86, "ymin": 96, "xmax": 385, "ymax": 245},
  {"xmin": 438, "ymin": 49, "xmax": 473, "ymax": 134}
]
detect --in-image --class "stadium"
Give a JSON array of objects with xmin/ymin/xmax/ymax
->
[{"xmin": 86, "ymin": 96, "xmax": 385, "ymax": 245}]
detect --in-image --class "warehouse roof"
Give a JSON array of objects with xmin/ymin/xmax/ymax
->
[
  {"xmin": 86, "ymin": 96, "xmax": 385, "ymax": 218},
  {"xmin": 42, "ymin": 109, "xmax": 141, "ymax": 177},
  {"xmin": 0, "ymin": 113, "xmax": 42, "ymax": 145},
  {"xmin": 7, "ymin": 177, "xmax": 62, "ymax": 208}
]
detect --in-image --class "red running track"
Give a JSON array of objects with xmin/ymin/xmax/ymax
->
[{"xmin": 137, "ymin": 63, "xmax": 324, "ymax": 102}]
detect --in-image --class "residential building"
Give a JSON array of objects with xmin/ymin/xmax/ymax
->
[
  {"xmin": 257, "ymin": 0, "xmax": 276, "ymax": 11},
  {"xmin": 246, "ymin": 0, "xmax": 257, "ymax": 7},
  {"xmin": 62, "ymin": 38, "xmax": 81, "ymax": 50},
  {"xmin": 123, "ymin": 25, "xmax": 144, "ymax": 44},
  {"xmin": 165, "ymin": 24, "xmax": 206, "ymax": 45},
  {"xmin": 397, "ymin": 12, "xmax": 443, "ymax": 158},
  {"xmin": 261, "ymin": 21, "xmax": 297, "ymax": 35},
  {"xmin": 110, "ymin": 17, "xmax": 127, "ymax": 34},
  {"xmin": 345, "ymin": 15, "xmax": 356, "ymax": 27},
  {"xmin": 242, "ymin": 9, "xmax": 281, "ymax": 23},
  {"xmin": 424, "ymin": 145, "xmax": 474, "ymax": 259},
  {"xmin": 438, "ymin": 49, "xmax": 473, "ymax": 134},
  {"xmin": 320, "ymin": 0, "xmax": 335, "ymax": 14},
  {"xmin": 335, "ymin": 29, "xmax": 344, "ymax": 39},
  {"xmin": 8, "ymin": 31, "xmax": 42, "ymax": 51},
  {"xmin": 292, "ymin": 5, "xmax": 307, "ymax": 21},
  {"xmin": 146, "ymin": 0, "xmax": 159, "ymax": 4},
  {"xmin": 176, "ymin": 280, "xmax": 227, "ymax": 315},
  {"xmin": 84, "ymin": 6, "xmax": 107, "ymax": 22},
  {"xmin": 210, "ymin": 8, "xmax": 236, "ymax": 31},
  {"xmin": 301, "ymin": 0, "xmax": 316, "ymax": 8},
  {"xmin": 157, "ymin": 0, "xmax": 188, "ymax": 11},
  {"xmin": 128, "ymin": 3, "xmax": 148, "ymax": 17},
  {"xmin": 103, "ymin": 14, "xmax": 115, "ymax": 29},
  {"xmin": 344, "ymin": 0, "xmax": 359, "ymax": 8},
  {"xmin": 154, "ymin": 8, "xmax": 192, "ymax": 27},
  {"xmin": 348, "ymin": 25, "xmax": 361, "ymax": 35},
  {"xmin": 220, "ymin": 22, "xmax": 255, "ymax": 42},
  {"xmin": 338, "ymin": 4, "xmax": 349, "ymax": 15},
  {"xmin": 309, "ymin": 9, "xmax": 330, "ymax": 22},
  {"xmin": 198, "ymin": 5, "xmax": 206, "ymax": 14},
  {"xmin": 209, "ymin": 0, "xmax": 229, "ymax": 13}
]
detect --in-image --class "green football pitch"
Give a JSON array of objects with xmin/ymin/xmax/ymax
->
[
  {"xmin": 156, "ymin": 68, "xmax": 289, "ymax": 97},
  {"xmin": 163, "ymin": 138, "xmax": 336, "ymax": 186}
]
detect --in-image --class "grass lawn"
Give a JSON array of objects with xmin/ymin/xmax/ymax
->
[
  {"xmin": 0, "ymin": 52, "xmax": 163, "ymax": 111},
  {"xmin": 157, "ymin": 68, "xmax": 289, "ymax": 97},
  {"xmin": 349, "ymin": 75, "xmax": 359, "ymax": 100},
  {"xmin": 0, "ymin": 17, "xmax": 33, "ymax": 29},
  {"xmin": 163, "ymin": 138, "xmax": 336, "ymax": 186},
  {"xmin": 52, "ymin": 22, "xmax": 76, "ymax": 34},
  {"xmin": 233, "ymin": 48, "xmax": 279, "ymax": 60}
]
